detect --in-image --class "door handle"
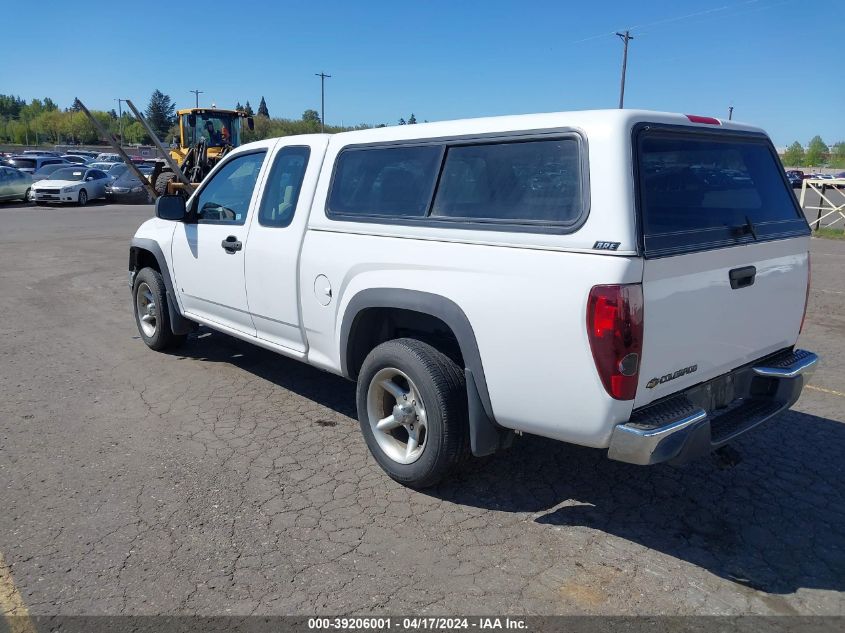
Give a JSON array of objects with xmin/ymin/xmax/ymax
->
[
  {"xmin": 729, "ymin": 265, "xmax": 756, "ymax": 289},
  {"xmin": 221, "ymin": 235, "xmax": 242, "ymax": 253}
]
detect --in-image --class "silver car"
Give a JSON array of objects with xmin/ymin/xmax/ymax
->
[{"xmin": 0, "ymin": 167, "xmax": 33, "ymax": 203}]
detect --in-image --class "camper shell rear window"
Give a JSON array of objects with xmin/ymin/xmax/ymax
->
[{"xmin": 635, "ymin": 125, "xmax": 809, "ymax": 258}]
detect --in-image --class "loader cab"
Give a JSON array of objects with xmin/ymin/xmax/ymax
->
[{"xmin": 178, "ymin": 109, "xmax": 252, "ymax": 151}]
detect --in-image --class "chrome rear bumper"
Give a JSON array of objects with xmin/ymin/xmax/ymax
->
[{"xmin": 608, "ymin": 348, "xmax": 818, "ymax": 466}]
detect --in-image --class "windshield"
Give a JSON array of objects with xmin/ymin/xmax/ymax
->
[
  {"xmin": 182, "ymin": 112, "xmax": 241, "ymax": 148},
  {"xmin": 34, "ymin": 164, "xmax": 67, "ymax": 176},
  {"xmin": 109, "ymin": 164, "xmax": 128, "ymax": 175},
  {"xmin": 49, "ymin": 168, "xmax": 86, "ymax": 181},
  {"xmin": 114, "ymin": 171, "xmax": 143, "ymax": 186}
]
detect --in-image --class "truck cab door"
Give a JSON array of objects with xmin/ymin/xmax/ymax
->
[
  {"xmin": 170, "ymin": 149, "xmax": 268, "ymax": 336},
  {"xmin": 243, "ymin": 139, "xmax": 326, "ymax": 353}
]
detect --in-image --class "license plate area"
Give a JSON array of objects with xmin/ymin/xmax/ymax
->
[{"xmin": 672, "ymin": 352, "xmax": 784, "ymax": 414}]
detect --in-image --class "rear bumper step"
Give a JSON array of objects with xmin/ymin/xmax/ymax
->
[{"xmin": 608, "ymin": 348, "xmax": 818, "ymax": 465}]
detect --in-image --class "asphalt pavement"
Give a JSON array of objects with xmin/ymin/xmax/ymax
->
[{"xmin": 0, "ymin": 202, "xmax": 842, "ymax": 616}]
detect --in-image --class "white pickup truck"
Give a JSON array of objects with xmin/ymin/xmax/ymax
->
[{"xmin": 129, "ymin": 109, "xmax": 817, "ymax": 488}]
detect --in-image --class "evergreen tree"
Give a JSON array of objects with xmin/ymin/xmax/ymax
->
[
  {"xmin": 258, "ymin": 96, "xmax": 269, "ymax": 118},
  {"xmin": 244, "ymin": 101, "xmax": 255, "ymax": 117},
  {"xmin": 145, "ymin": 89, "xmax": 176, "ymax": 139},
  {"xmin": 398, "ymin": 118, "xmax": 406, "ymax": 125},
  {"xmin": 235, "ymin": 101, "xmax": 244, "ymax": 112},
  {"xmin": 407, "ymin": 113, "xmax": 417, "ymax": 124}
]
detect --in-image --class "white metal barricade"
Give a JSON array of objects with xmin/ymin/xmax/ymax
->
[{"xmin": 799, "ymin": 178, "xmax": 845, "ymax": 229}]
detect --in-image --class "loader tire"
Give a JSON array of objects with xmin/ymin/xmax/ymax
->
[{"xmin": 155, "ymin": 172, "xmax": 174, "ymax": 196}]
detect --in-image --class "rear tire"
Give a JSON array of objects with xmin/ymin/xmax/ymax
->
[
  {"xmin": 356, "ymin": 338, "xmax": 469, "ymax": 488},
  {"xmin": 132, "ymin": 267, "xmax": 187, "ymax": 351},
  {"xmin": 77, "ymin": 189, "xmax": 88, "ymax": 206},
  {"xmin": 22, "ymin": 188, "xmax": 30, "ymax": 202}
]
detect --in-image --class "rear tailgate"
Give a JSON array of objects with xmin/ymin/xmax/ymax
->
[{"xmin": 633, "ymin": 125, "xmax": 810, "ymax": 408}]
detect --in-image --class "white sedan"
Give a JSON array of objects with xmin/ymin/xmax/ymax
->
[{"xmin": 31, "ymin": 167, "xmax": 110, "ymax": 205}]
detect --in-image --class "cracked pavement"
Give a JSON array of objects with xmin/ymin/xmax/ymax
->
[{"xmin": 0, "ymin": 203, "xmax": 843, "ymax": 616}]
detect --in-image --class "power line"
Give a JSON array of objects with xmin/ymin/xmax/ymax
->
[
  {"xmin": 634, "ymin": 0, "xmax": 789, "ymax": 37},
  {"xmin": 571, "ymin": 0, "xmax": 776, "ymax": 44},
  {"xmin": 627, "ymin": 0, "xmax": 760, "ymax": 34}
]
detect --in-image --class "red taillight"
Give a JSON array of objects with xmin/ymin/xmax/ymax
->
[
  {"xmin": 685, "ymin": 114, "xmax": 721, "ymax": 125},
  {"xmin": 800, "ymin": 254, "xmax": 811, "ymax": 334},
  {"xmin": 587, "ymin": 284, "xmax": 644, "ymax": 400}
]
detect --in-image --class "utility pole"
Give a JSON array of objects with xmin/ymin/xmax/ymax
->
[
  {"xmin": 115, "ymin": 98, "xmax": 125, "ymax": 147},
  {"xmin": 728, "ymin": 105, "xmax": 734, "ymax": 120},
  {"xmin": 190, "ymin": 89, "xmax": 204, "ymax": 108},
  {"xmin": 315, "ymin": 72, "xmax": 331, "ymax": 133},
  {"xmin": 616, "ymin": 30, "xmax": 634, "ymax": 109}
]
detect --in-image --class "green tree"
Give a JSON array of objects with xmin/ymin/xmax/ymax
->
[
  {"xmin": 805, "ymin": 135, "xmax": 829, "ymax": 167},
  {"xmin": 302, "ymin": 109, "xmax": 321, "ymax": 123},
  {"xmin": 144, "ymin": 89, "xmax": 176, "ymax": 140},
  {"xmin": 124, "ymin": 121, "xmax": 150, "ymax": 145},
  {"xmin": 257, "ymin": 96, "xmax": 269, "ymax": 118},
  {"xmin": 782, "ymin": 141, "xmax": 805, "ymax": 167},
  {"xmin": 407, "ymin": 113, "xmax": 417, "ymax": 124},
  {"xmin": 398, "ymin": 118, "xmax": 406, "ymax": 125},
  {"xmin": 244, "ymin": 101, "xmax": 255, "ymax": 117},
  {"xmin": 830, "ymin": 142, "xmax": 845, "ymax": 169},
  {"xmin": 235, "ymin": 101, "xmax": 244, "ymax": 112}
]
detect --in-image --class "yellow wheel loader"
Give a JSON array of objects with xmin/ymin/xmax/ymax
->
[{"xmin": 153, "ymin": 108, "xmax": 254, "ymax": 195}]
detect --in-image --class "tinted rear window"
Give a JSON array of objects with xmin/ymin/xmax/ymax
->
[
  {"xmin": 10, "ymin": 159, "xmax": 36, "ymax": 169},
  {"xmin": 431, "ymin": 139, "xmax": 583, "ymax": 224},
  {"xmin": 328, "ymin": 145, "xmax": 441, "ymax": 217},
  {"xmin": 637, "ymin": 129, "xmax": 808, "ymax": 257}
]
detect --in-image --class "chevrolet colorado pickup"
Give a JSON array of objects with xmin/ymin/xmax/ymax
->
[{"xmin": 129, "ymin": 109, "xmax": 818, "ymax": 488}]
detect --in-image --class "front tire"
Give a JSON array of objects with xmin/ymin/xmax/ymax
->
[
  {"xmin": 77, "ymin": 189, "xmax": 88, "ymax": 206},
  {"xmin": 356, "ymin": 338, "xmax": 469, "ymax": 488},
  {"xmin": 132, "ymin": 267, "xmax": 186, "ymax": 351},
  {"xmin": 22, "ymin": 188, "xmax": 31, "ymax": 202}
]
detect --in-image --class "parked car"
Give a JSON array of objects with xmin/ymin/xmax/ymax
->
[
  {"xmin": 88, "ymin": 161, "xmax": 118, "ymax": 172},
  {"xmin": 137, "ymin": 164, "xmax": 154, "ymax": 181},
  {"xmin": 106, "ymin": 170, "xmax": 153, "ymax": 204},
  {"xmin": 61, "ymin": 154, "xmax": 93, "ymax": 165},
  {"xmin": 129, "ymin": 109, "xmax": 817, "ymax": 488},
  {"xmin": 31, "ymin": 166, "xmax": 109, "ymax": 205},
  {"xmin": 62, "ymin": 150, "xmax": 99, "ymax": 159},
  {"xmin": 0, "ymin": 166, "xmax": 32, "ymax": 202},
  {"xmin": 785, "ymin": 170, "xmax": 804, "ymax": 188},
  {"xmin": 31, "ymin": 162, "xmax": 81, "ymax": 185},
  {"xmin": 6, "ymin": 155, "xmax": 69, "ymax": 174},
  {"xmin": 105, "ymin": 163, "xmax": 129, "ymax": 182},
  {"xmin": 21, "ymin": 150, "xmax": 62, "ymax": 157},
  {"xmin": 94, "ymin": 153, "xmax": 122, "ymax": 163}
]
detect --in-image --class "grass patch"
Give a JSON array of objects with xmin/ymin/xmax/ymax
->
[{"xmin": 813, "ymin": 227, "xmax": 845, "ymax": 240}]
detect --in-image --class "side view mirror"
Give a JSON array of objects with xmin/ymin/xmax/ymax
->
[
  {"xmin": 156, "ymin": 194, "xmax": 187, "ymax": 221},
  {"xmin": 187, "ymin": 113, "xmax": 196, "ymax": 127},
  {"xmin": 86, "ymin": 176, "xmax": 94, "ymax": 181},
  {"xmin": 247, "ymin": 117, "xmax": 255, "ymax": 131}
]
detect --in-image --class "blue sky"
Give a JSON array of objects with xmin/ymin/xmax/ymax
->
[{"xmin": 3, "ymin": 0, "xmax": 843, "ymax": 146}]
